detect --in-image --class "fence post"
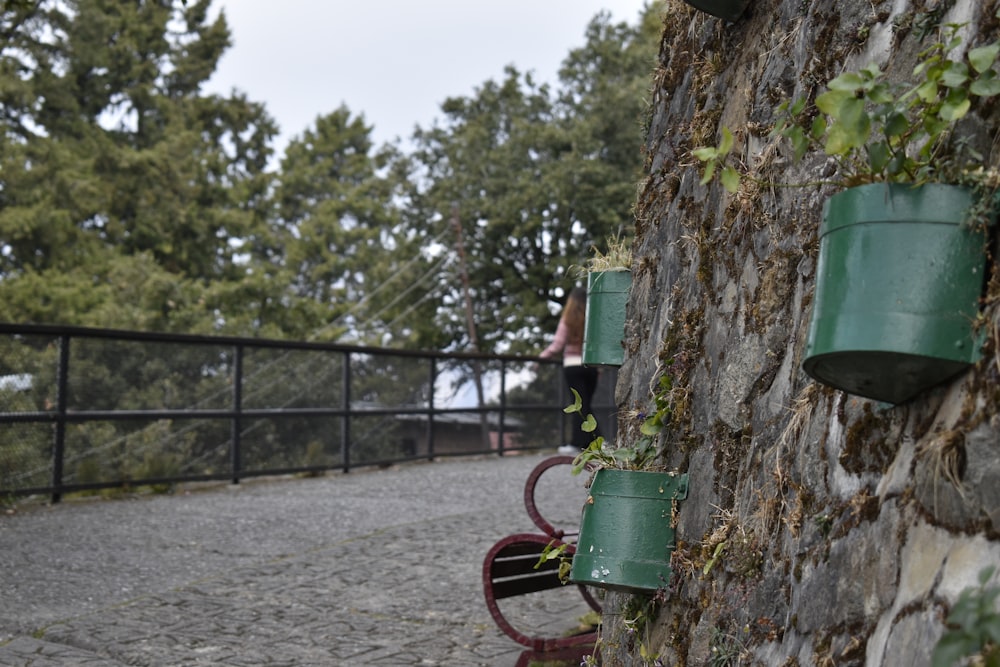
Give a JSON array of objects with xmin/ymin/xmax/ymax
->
[
  {"xmin": 51, "ymin": 334, "xmax": 70, "ymax": 504},
  {"xmin": 231, "ymin": 344, "xmax": 243, "ymax": 485},
  {"xmin": 341, "ymin": 352, "xmax": 351, "ymax": 473},
  {"xmin": 427, "ymin": 357, "xmax": 436, "ymax": 460},
  {"xmin": 497, "ymin": 359, "xmax": 507, "ymax": 456}
]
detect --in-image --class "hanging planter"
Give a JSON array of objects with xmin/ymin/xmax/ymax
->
[
  {"xmin": 569, "ymin": 469, "xmax": 688, "ymax": 594},
  {"xmin": 694, "ymin": 26, "xmax": 1000, "ymax": 405},
  {"xmin": 682, "ymin": 0, "xmax": 750, "ymax": 21},
  {"xmin": 802, "ymin": 183, "xmax": 992, "ymax": 404},
  {"xmin": 582, "ymin": 269, "xmax": 631, "ymax": 367}
]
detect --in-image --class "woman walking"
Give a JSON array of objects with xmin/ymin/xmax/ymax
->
[{"xmin": 539, "ymin": 287, "xmax": 601, "ymax": 454}]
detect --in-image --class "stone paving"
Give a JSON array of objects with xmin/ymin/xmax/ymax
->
[{"xmin": 0, "ymin": 453, "xmax": 597, "ymax": 666}]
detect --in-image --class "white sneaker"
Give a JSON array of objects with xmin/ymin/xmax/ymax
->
[{"xmin": 557, "ymin": 444, "xmax": 580, "ymax": 455}]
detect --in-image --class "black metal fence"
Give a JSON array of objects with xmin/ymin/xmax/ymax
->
[{"xmin": 0, "ymin": 323, "xmax": 617, "ymax": 503}]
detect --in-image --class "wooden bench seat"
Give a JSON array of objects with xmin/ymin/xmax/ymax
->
[{"xmin": 481, "ymin": 455, "xmax": 601, "ymax": 653}]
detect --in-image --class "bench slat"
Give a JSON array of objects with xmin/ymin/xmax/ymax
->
[
  {"xmin": 480, "ymin": 456, "xmax": 601, "ymax": 653},
  {"xmin": 491, "ymin": 570, "xmax": 565, "ymax": 599}
]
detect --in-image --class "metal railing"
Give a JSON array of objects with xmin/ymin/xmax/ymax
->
[{"xmin": 0, "ymin": 323, "xmax": 617, "ymax": 503}]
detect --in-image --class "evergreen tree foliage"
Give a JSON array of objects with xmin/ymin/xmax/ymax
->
[
  {"xmin": 0, "ymin": 0, "xmax": 661, "ymax": 352},
  {"xmin": 0, "ymin": 0, "xmax": 279, "ymax": 334},
  {"xmin": 274, "ymin": 107, "xmax": 435, "ymax": 345}
]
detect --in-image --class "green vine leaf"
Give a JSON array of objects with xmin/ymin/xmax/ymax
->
[
  {"xmin": 970, "ymin": 43, "xmax": 1000, "ymax": 73},
  {"xmin": 563, "ymin": 388, "xmax": 583, "ymax": 414},
  {"xmin": 640, "ymin": 418, "xmax": 662, "ymax": 436},
  {"xmin": 971, "ymin": 70, "xmax": 1000, "ymax": 96}
]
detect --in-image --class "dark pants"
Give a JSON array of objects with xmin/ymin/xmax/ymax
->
[{"xmin": 564, "ymin": 364, "xmax": 601, "ymax": 449}]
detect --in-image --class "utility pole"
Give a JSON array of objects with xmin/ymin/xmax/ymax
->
[{"xmin": 451, "ymin": 204, "xmax": 490, "ymax": 451}]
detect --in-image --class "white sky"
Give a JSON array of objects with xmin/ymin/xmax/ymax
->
[{"xmin": 204, "ymin": 1, "xmax": 652, "ymax": 157}]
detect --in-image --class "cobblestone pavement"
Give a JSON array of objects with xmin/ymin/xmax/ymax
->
[{"xmin": 0, "ymin": 453, "xmax": 598, "ymax": 666}]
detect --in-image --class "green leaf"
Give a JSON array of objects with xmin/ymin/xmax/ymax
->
[
  {"xmin": 611, "ymin": 447, "xmax": 636, "ymax": 462},
  {"xmin": 692, "ymin": 146, "xmax": 718, "ymax": 161},
  {"xmin": 867, "ymin": 142, "xmax": 890, "ymax": 173},
  {"xmin": 982, "ymin": 616, "xmax": 1000, "ymax": 644},
  {"xmin": 581, "ymin": 413, "xmax": 597, "ymax": 433},
  {"xmin": 815, "ymin": 89, "xmax": 850, "ymax": 117},
  {"xmin": 721, "ymin": 166, "xmax": 740, "ymax": 193},
  {"xmin": 971, "ymin": 71, "xmax": 1000, "ymax": 97},
  {"xmin": 640, "ymin": 418, "xmax": 662, "ymax": 436},
  {"xmin": 925, "ymin": 60, "xmax": 946, "ymax": 84},
  {"xmin": 867, "ymin": 82, "xmax": 895, "ymax": 104},
  {"xmin": 940, "ymin": 61, "xmax": 970, "ymax": 88},
  {"xmin": 884, "ymin": 111, "xmax": 909, "ymax": 139},
  {"xmin": 969, "ymin": 43, "xmax": 1000, "ymax": 74},
  {"xmin": 939, "ymin": 89, "xmax": 971, "ymax": 121},
  {"xmin": 703, "ymin": 541, "xmax": 726, "ymax": 575},
  {"xmin": 839, "ymin": 97, "xmax": 869, "ymax": 137},
  {"xmin": 824, "ymin": 124, "xmax": 852, "ymax": 156},
  {"xmin": 863, "ymin": 62, "xmax": 882, "ymax": 78},
  {"xmin": 916, "ymin": 78, "xmax": 939, "ymax": 102},
  {"xmin": 787, "ymin": 125, "xmax": 808, "ymax": 161},
  {"xmin": 699, "ymin": 160, "xmax": 716, "ymax": 185},
  {"xmin": 809, "ymin": 116, "xmax": 827, "ymax": 142},
  {"xmin": 719, "ymin": 126, "xmax": 734, "ymax": 154},
  {"xmin": 932, "ymin": 634, "xmax": 976, "ymax": 667},
  {"xmin": 564, "ymin": 388, "xmax": 583, "ymax": 414},
  {"xmin": 825, "ymin": 98, "xmax": 869, "ymax": 155},
  {"xmin": 826, "ymin": 71, "xmax": 866, "ymax": 91},
  {"xmin": 922, "ymin": 114, "xmax": 949, "ymax": 142},
  {"xmin": 887, "ymin": 152, "xmax": 908, "ymax": 178}
]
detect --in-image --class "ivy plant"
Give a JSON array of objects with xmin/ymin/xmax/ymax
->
[
  {"xmin": 695, "ymin": 17, "xmax": 1000, "ymax": 191},
  {"xmin": 564, "ymin": 374, "xmax": 673, "ymax": 475}
]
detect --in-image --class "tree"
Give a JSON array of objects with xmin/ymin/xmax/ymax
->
[
  {"xmin": 0, "ymin": 0, "xmax": 280, "ymax": 335},
  {"xmin": 401, "ymin": 7, "xmax": 660, "ymax": 355},
  {"xmin": 274, "ymin": 106, "xmax": 443, "ymax": 345}
]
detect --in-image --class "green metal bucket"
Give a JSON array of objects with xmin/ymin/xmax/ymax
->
[
  {"xmin": 682, "ymin": 0, "xmax": 750, "ymax": 21},
  {"xmin": 802, "ymin": 183, "xmax": 991, "ymax": 404},
  {"xmin": 582, "ymin": 270, "xmax": 631, "ymax": 367},
  {"xmin": 569, "ymin": 469, "xmax": 688, "ymax": 594}
]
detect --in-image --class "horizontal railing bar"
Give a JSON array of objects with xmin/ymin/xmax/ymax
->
[
  {"xmin": 0, "ymin": 404, "xmax": 562, "ymax": 424},
  {"xmin": 0, "ymin": 323, "xmax": 597, "ymax": 502},
  {"xmin": 0, "ymin": 322, "xmax": 547, "ymax": 364}
]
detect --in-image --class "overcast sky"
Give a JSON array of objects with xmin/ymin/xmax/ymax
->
[{"xmin": 204, "ymin": 1, "xmax": 653, "ymax": 157}]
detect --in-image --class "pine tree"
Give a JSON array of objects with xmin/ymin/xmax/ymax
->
[{"xmin": 0, "ymin": 0, "xmax": 280, "ymax": 335}]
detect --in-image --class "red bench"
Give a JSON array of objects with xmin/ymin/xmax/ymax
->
[{"xmin": 482, "ymin": 455, "xmax": 601, "ymax": 655}]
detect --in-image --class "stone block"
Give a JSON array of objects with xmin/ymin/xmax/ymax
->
[{"xmin": 793, "ymin": 504, "xmax": 899, "ymax": 631}]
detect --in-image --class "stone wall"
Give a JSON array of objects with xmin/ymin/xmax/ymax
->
[{"xmin": 603, "ymin": 0, "xmax": 1000, "ymax": 664}]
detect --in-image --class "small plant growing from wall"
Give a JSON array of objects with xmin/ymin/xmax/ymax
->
[
  {"xmin": 693, "ymin": 18, "xmax": 1000, "ymax": 404},
  {"xmin": 932, "ymin": 566, "xmax": 1000, "ymax": 667},
  {"xmin": 561, "ymin": 380, "xmax": 689, "ymax": 592},
  {"xmin": 694, "ymin": 18, "xmax": 1000, "ymax": 192},
  {"xmin": 565, "ymin": 388, "xmax": 660, "ymax": 474}
]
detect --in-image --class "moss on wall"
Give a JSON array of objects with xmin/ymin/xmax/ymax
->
[{"xmin": 603, "ymin": 0, "xmax": 1000, "ymax": 664}]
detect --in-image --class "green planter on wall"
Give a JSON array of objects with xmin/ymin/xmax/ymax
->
[
  {"xmin": 802, "ymin": 183, "xmax": 992, "ymax": 405},
  {"xmin": 682, "ymin": 0, "xmax": 750, "ymax": 21},
  {"xmin": 569, "ymin": 469, "xmax": 689, "ymax": 594},
  {"xmin": 582, "ymin": 269, "xmax": 631, "ymax": 367}
]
